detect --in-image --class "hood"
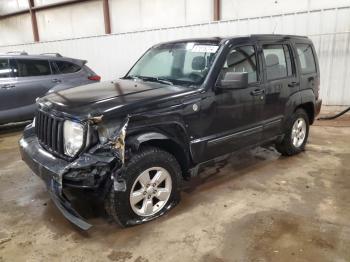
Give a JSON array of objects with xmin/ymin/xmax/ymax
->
[{"xmin": 39, "ymin": 79, "xmax": 197, "ymax": 118}]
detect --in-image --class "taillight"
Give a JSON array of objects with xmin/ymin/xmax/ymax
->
[{"xmin": 88, "ymin": 75, "xmax": 101, "ymax": 81}]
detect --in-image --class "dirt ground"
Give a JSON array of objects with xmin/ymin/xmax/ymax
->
[{"xmin": 0, "ymin": 108, "xmax": 350, "ymax": 262}]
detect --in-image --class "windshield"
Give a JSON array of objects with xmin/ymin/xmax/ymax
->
[{"xmin": 126, "ymin": 42, "xmax": 220, "ymax": 87}]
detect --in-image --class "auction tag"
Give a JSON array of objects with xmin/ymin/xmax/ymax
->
[{"xmin": 192, "ymin": 45, "xmax": 219, "ymax": 53}]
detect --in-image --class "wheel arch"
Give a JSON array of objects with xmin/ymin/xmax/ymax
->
[
  {"xmin": 295, "ymin": 102, "xmax": 315, "ymax": 125},
  {"xmin": 126, "ymin": 131, "xmax": 191, "ymax": 176},
  {"xmin": 285, "ymin": 89, "xmax": 316, "ymax": 125}
]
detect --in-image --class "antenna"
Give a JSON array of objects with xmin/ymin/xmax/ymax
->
[
  {"xmin": 272, "ymin": 0, "xmax": 280, "ymax": 34},
  {"xmin": 272, "ymin": 21, "xmax": 278, "ymax": 34}
]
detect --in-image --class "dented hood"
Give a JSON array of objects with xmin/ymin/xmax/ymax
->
[{"xmin": 39, "ymin": 79, "xmax": 196, "ymax": 118}]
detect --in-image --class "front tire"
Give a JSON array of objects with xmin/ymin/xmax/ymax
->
[
  {"xmin": 276, "ymin": 108, "xmax": 310, "ymax": 156},
  {"xmin": 105, "ymin": 146, "xmax": 182, "ymax": 227}
]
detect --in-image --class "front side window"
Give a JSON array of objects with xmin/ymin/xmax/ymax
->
[
  {"xmin": 53, "ymin": 61, "xmax": 81, "ymax": 74},
  {"xmin": 220, "ymin": 45, "xmax": 258, "ymax": 83},
  {"xmin": 0, "ymin": 59, "xmax": 11, "ymax": 78},
  {"xmin": 127, "ymin": 42, "xmax": 219, "ymax": 86},
  {"xmin": 12, "ymin": 59, "xmax": 51, "ymax": 77},
  {"xmin": 296, "ymin": 44, "xmax": 317, "ymax": 74}
]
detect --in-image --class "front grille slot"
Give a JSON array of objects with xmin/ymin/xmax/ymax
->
[{"xmin": 35, "ymin": 110, "xmax": 65, "ymax": 156}]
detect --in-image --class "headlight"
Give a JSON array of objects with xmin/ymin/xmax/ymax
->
[{"xmin": 63, "ymin": 120, "xmax": 84, "ymax": 157}]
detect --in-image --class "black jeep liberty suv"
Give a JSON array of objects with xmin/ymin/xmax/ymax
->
[{"xmin": 20, "ymin": 34, "xmax": 322, "ymax": 230}]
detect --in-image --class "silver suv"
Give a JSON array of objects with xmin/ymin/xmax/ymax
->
[{"xmin": 0, "ymin": 52, "xmax": 100, "ymax": 125}]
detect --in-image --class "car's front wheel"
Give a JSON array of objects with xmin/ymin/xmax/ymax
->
[{"xmin": 105, "ymin": 146, "xmax": 182, "ymax": 227}]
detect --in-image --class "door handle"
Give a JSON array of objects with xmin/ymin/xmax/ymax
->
[
  {"xmin": 288, "ymin": 81, "xmax": 299, "ymax": 87},
  {"xmin": 251, "ymin": 89, "xmax": 265, "ymax": 96},
  {"xmin": 1, "ymin": 84, "xmax": 15, "ymax": 89},
  {"xmin": 52, "ymin": 79, "xmax": 61, "ymax": 83}
]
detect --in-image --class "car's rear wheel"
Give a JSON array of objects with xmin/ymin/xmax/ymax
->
[
  {"xmin": 105, "ymin": 146, "xmax": 182, "ymax": 227},
  {"xmin": 276, "ymin": 108, "xmax": 310, "ymax": 156}
]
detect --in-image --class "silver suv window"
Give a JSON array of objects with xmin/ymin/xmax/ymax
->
[
  {"xmin": 51, "ymin": 60, "xmax": 81, "ymax": 74},
  {"xmin": 11, "ymin": 59, "xmax": 51, "ymax": 77},
  {"xmin": 0, "ymin": 59, "xmax": 11, "ymax": 78}
]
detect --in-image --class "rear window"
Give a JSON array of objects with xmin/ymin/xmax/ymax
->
[
  {"xmin": 12, "ymin": 59, "xmax": 51, "ymax": 77},
  {"xmin": 0, "ymin": 59, "xmax": 11, "ymax": 78},
  {"xmin": 296, "ymin": 44, "xmax": 317, "ymax": 74},
  {"xmin": 52, "ymin": 61, "xmax": 81, "ymax": 74}
]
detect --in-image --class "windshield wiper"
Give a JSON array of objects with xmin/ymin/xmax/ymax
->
[{"xmin": 126, "ymin": 75, "xmax": 173, "ymax": 85}]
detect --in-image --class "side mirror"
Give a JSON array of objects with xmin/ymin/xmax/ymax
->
[{"xmin": 219, "ymin": 72, "xmax": 248, "ymax": 89}]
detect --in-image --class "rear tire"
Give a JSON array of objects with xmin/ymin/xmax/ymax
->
[
  {"xmin": 105, "ymin": 146, "xmax": 182, "ymax": 227},
  {"xmin": 276, "ymin": 108, "xmax": 309, "ymax": 156}
]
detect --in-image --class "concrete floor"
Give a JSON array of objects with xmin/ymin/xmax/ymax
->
[{"xmin": 0, "ymin": 110, "xmax": 350, "ymax": 262}]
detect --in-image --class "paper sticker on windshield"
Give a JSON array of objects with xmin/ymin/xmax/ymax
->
[{"xmin": 191, "ymin": 45, "xmax": 219, "ymax": 53}]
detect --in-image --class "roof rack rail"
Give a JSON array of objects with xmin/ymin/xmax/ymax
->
[
  {"xmin": 40, "ymin": 53, "xmax": 62, "ymax": 57},
  {"xmin": 6, "ymin": 51, "xmax": 28, "ymax": 55}
]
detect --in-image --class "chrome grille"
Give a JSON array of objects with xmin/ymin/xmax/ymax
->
[{"xmin": 35, "ymin": 110, "xmax": 64, "ymax": 155}]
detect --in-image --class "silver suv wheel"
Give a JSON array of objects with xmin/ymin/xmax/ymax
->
[
  {"xmin": 291, "ymin": 117, "xmax": 307, "ymax": 148},
  {"xmin": 129, "ymin": 167, "xmax": 172, "ymax": 217}
]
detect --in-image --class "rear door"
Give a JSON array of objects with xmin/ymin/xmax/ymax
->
[
  {"xmin": 294, "ymin": 43, "xmax": 319, "ymax": 96},
  {"xmin": 259, "ymin": 42, "xmax": 298, "ymax": 139}
]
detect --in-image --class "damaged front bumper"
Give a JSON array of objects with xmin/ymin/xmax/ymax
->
[{"xmin": 19, "ymin": 125, "xmax": 120, "ymax": 230}]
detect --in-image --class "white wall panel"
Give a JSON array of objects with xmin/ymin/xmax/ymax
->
[
  {"xmin": 36, "ymin": 0, "xmax": 104, "ymax": 41},
  {"xmin": 110, "ymin": 0, "xmax": 210, "ymax": 33},
  {"xmin": 221, "ymin": 0, "xmax": 308, "ymax": 20},
  {"xmin": 109, "ymin": 0, "xmax": 142, "ymax": 33},
  {"xmin": 186, "ymin": 0, "xmax": 212, "ymax": 24},
  {"xmin": 140, "ymin": 0, "xmax": 186, "ymax": 29},
  {"xmin": 0, "ymin": 14, "xmax": 32, "ymax": 45},
  {"xmin": 0, "ymin": 0, "xmax": 28, "ymax": 15},
  {"xmin": 34, "ymin": 0, "xmax": 66, "ymax": 6},
  {"xmin": 221, "ymin": 0, "xmax": 350, "ymax": 20},
  {"xmin": 0, "ymin": 7, "xmax": 349, "ymax": 105},
  {"xmin": 309, "ymin": 0, "xmax": 350, "ymax": 10}
]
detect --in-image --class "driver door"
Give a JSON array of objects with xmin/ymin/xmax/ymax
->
[{"xmin": 191, "ymin": 44, "xmax": 265, "ymax": 162}]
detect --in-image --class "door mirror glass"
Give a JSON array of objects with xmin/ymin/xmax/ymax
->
[{"xmin": 220, "ymin": 72, "xmax": 248, "ymax": 89}]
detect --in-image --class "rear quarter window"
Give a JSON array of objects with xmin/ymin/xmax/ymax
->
[
  {"xmin": 52, "ymin": 61, "xmax": 81, "ymax": 74},
  {"xmin": 12, "ymin": 59, "xmax": 51, "ymax": 77},
  {"xmin": 296, "ymin": 44, "xmax": 317, "ymax": 74}
]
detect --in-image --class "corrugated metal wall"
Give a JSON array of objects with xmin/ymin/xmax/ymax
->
[{"xmin": 0, "ymin": 6, "xmax": 349, "ymax": 105}]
